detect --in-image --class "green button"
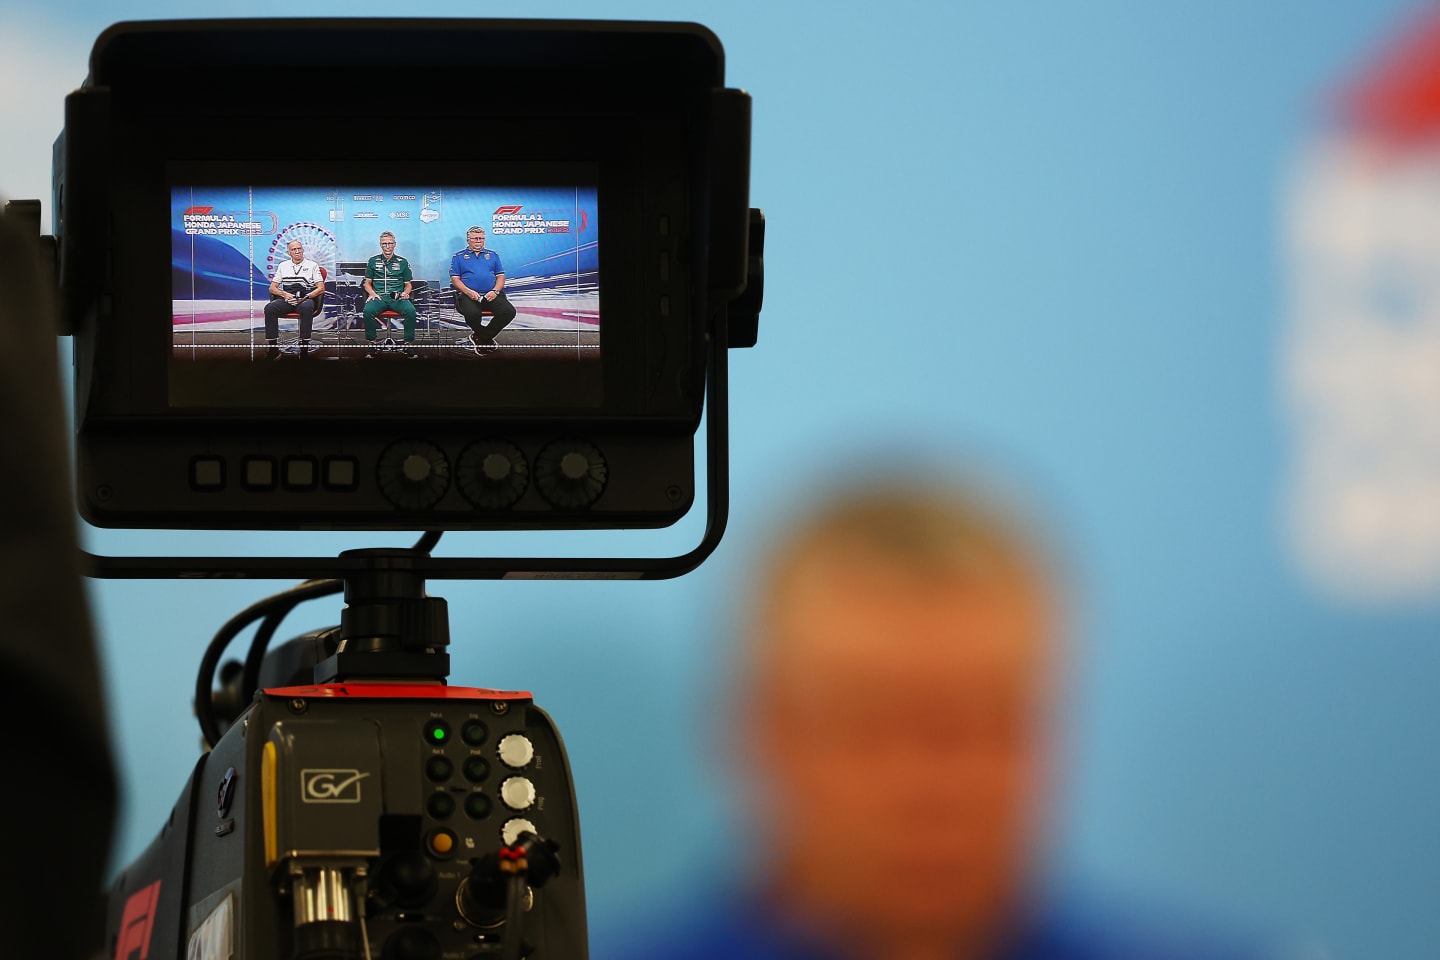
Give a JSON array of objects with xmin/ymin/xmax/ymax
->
[
  {"xmin": 463, "ymin": 756, "xmax": 490, "ymax": 783},
  {"xmin": 424, "ymin": 719, "xmax": 451, "ymax": 745},
  {"xmin": 427, "ymin": 791, "xmax": 456, "ymax": 820},
  {"xmin": 462, "ymin": 720, "xmax": 488, "ymax": 747},
  {"xmin": 464, "ymin": 792, "xmax": 492, "ymax": 820}
]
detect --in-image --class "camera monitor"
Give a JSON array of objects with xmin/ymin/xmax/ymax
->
[{"xmin": 55, "ymin": 19, "xmax": 760, "ymax": 558}]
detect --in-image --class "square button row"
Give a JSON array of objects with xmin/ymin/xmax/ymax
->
[{"xmin": 190, "ymin": 455, "xmax": 359, "ymax": 493}]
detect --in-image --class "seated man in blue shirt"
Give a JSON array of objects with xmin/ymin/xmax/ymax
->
[
  {"xmin": 620, "ymin": 486, "xmax": 1262, "ymax": 960},
  {"xmin": 449, "ymin": 226, "xmax": 518, "ymax": 356}
]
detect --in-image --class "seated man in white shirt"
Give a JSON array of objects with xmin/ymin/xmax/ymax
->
[{"xmin": 263, "ymin": 239, "xmax": 325, "ymax": 358}]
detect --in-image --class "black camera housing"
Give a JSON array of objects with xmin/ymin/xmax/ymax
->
[{"xmin": 55, "ymin": 20, "xmax": 759, "ymax": 567}]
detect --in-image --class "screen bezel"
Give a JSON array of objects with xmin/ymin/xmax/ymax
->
[{"xmin": 89, "ymin": 145, "xmax": 700, "ymax": 430}]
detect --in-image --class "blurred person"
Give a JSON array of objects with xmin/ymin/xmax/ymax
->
[
  {"xmin": 0, "ymin": 208, "xmax": 117, "ymax": 957},
  {"xmin": 624, "ymin": 484, "xmax": 1257, "ymax": 960}
]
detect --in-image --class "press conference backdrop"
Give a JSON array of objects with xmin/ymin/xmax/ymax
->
[
  {"xmin": 4, "ymin": 2, "xmax": 1439, "ymax": 958},
  {"xmin": 170, "ymin": 185, "xmax": 598, "ymax": 331}
]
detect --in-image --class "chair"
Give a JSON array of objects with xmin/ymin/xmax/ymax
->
[
  {"xmin": 443, "ymin": 292, "xmax": 504, "ymax": 356},
  {"xmin": 372, "ymin": 279, "xmax": 425, "ymax": 341}
]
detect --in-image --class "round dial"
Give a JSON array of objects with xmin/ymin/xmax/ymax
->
[
  {"xmin": 501, "ymin": 818, "xmax": 537, "ymax": 846},
  {"xmin": 500, "ymin": 777, "xmax": 536, "ymax": 811},
  {"xmin": 497, "ymin": 733, "xmax": 534, "ymax": 768},
  {"xmin": 376, "ymin": 439, "xmax": 450, "ymax": 510},
  {"xmin": 456, "ymin": 440, "xmax": 529, "ymax": 509},
  {"xmin": 534, "ymin": 440, "xmax": 607, "ymax": 509}
]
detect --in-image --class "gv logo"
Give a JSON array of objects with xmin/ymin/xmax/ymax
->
[{"xmin": 301, "ymin": 769, "xmax": 370, "ymax": 803}]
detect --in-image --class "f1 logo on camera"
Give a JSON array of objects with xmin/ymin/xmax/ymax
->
[
  {"xmin": 114, "ymin": 880, "xmax": 161, "ymax": 960},
  {"xmin": 301, "ymin": 768, "xmax": 371, "ymax": 803}
]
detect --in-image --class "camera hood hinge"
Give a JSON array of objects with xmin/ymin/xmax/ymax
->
[{"xmin": 51, "ymin": 86, "xmax": 112, "ymax": 338}]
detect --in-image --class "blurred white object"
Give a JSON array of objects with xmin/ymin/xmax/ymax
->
[{"xmin": 1283, "ymin": 6, "xmax": 1440, "ymax": 601}]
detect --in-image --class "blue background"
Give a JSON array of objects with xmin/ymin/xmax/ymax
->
[
  {"xmin": 171, "ymin": 185, "xmax": 597, "ymax": 298},
  {"xmin": 2, "ymin": 2, "xmax": 1437, "ymax": 958}
]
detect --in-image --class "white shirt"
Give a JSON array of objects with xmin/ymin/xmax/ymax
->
[{"xmin": 272, "ymin": 258, "xmax": 323, "ymax": 290}]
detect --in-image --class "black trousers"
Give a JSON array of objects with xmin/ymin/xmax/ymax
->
[
  {"xmin": 264, "ymin": 296, "xmax": 317, "ymax": 339},
  {"xmin": 454, "ymin": 291, "xmax": 517, "ymax": 342}
]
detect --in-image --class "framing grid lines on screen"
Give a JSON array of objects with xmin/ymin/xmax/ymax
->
[{"xmin": 171, "ymin": 185, "xmax": 599, "ymax": 361}]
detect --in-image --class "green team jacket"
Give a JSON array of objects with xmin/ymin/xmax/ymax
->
[{"xmin": 365, "ymin": 253, "xmax": 413, "ymax": 296}]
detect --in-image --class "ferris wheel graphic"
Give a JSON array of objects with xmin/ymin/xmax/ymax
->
[{"xmin": 265, "ymin": 222, "xmax": 340, "ymax": 277}]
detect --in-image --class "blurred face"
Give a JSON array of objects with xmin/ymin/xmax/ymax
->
[
  {"xmin": 467, "ymin": 230, "xmax": 486, "ymax": 251},
  {"xmin": 287, "ymin": 242, "xmax": 303, "ymax": 263},
  {"xmin": 752, "ymin": 552, "xmax": 1052, "ymax": 951},
  {"xmin": 380, "ymin": 236, "xmax": 396, "ymax": 255}
]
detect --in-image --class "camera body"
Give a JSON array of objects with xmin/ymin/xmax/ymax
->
[
  {"xmin": 109, "ymin": 682, "xmax": 586, "ymax": 960},
  {"xmin": 41, "ymin": 17, "xmax": 762, "ymax": 960}
]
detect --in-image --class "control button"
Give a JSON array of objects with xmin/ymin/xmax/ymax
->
[
  {"xmin": 190, "ymin": 456, "xmax": 225, "ymax": 491},
  {"xmin": 427, "ymin": 792, "xmax": 456, "ymax": 820},
  {"xmin": 428, "ymin": 830, "xmax": 456, "ymax": 857},
  {"xmin": 242, "ymin": 456, "xmax": 276, "ymax": 490},
  {"xmin": 464, "ymin": 792, "xmax": 492, "ymax": 820},
  {"xmin": 456, "ymin": 442, "xmax": 528, "ymax": 511},
  {"xmin": 217, "ymin": 766, "xmax": 238, "ymax": 816},
  {"xmin": 462, "ymin": 756, "xmax": 490, "ymax": 783},
  {"xmin": 426, "ymin": 829, "xmax": 455, "ymax": 857},
  {"xmin": 381, "ymin": 926, "xmax": 441, "ymax": 960},
  {"xmin": 534, "ymin": 441, "xmax": 606, "ymax": 509},
  {"xmin": 501, "ymin": 818, "xmax": 537, "ymax": 846},
  {"xmin": 461, "ymin": 720, "xmax": 488, "ymax": 747},
  {"xmin": 377, "ymin": 440, "xmax": 450, "ymax": 510},
  {"xmin": 324, "ymin": 456, "xmax": 358, "ymax": 491},
  {"xmin": 378, "ymin": 851, "xmax": 436, "ymax": 908},
  {"xmin": 425, "ymin": 756, "xmax": 453, "ymax": 782},
  {"xmin": 499, "ymin": 777, "xmax": 535, "ymax": 811},
  {"xmin": 283, "ymin": 456, "xmax": 317, "ymax": 490},
  {"xmin": 496, "ymin": 734, "xmax": 533, "ymax": 769},
  {"xmin": 424, "ymin": 719, "xmax": 451, "ymax": 746}
]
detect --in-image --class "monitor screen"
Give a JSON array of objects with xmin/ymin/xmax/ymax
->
[{"xmin": 168, "ymin": 183, "xmax": 600, "ymax": 410}]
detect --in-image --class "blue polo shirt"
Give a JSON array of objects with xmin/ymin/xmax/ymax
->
[
  {"xmin": 608, "ymin": 893, "xmax": 1266, "ymax": 960},
  {"xmin": 450, "ymin": 247, "xmax": 505, "ymax": 294}
]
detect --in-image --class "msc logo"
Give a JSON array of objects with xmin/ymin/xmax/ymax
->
[
  {"xmin": 493, "ymin": 204, "xmax": 523, "ymax": 215},
  {"xmin": 301, "ymin": 769, "xmax": 371, "ymax": 803}
]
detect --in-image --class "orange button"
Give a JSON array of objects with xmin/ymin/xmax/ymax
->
[{"xmin": 429, "ymin": 831, "xmax": 455, "ymax": 855}]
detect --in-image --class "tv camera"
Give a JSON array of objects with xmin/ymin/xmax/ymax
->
[{"xmin": 17, "ymin": 18, "xmax": 763, "ymax": 960}]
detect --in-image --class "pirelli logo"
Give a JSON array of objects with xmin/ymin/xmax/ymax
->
[{"xmin": 301, "ymin": 769, "xmax": 371, "ymax": 803}]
